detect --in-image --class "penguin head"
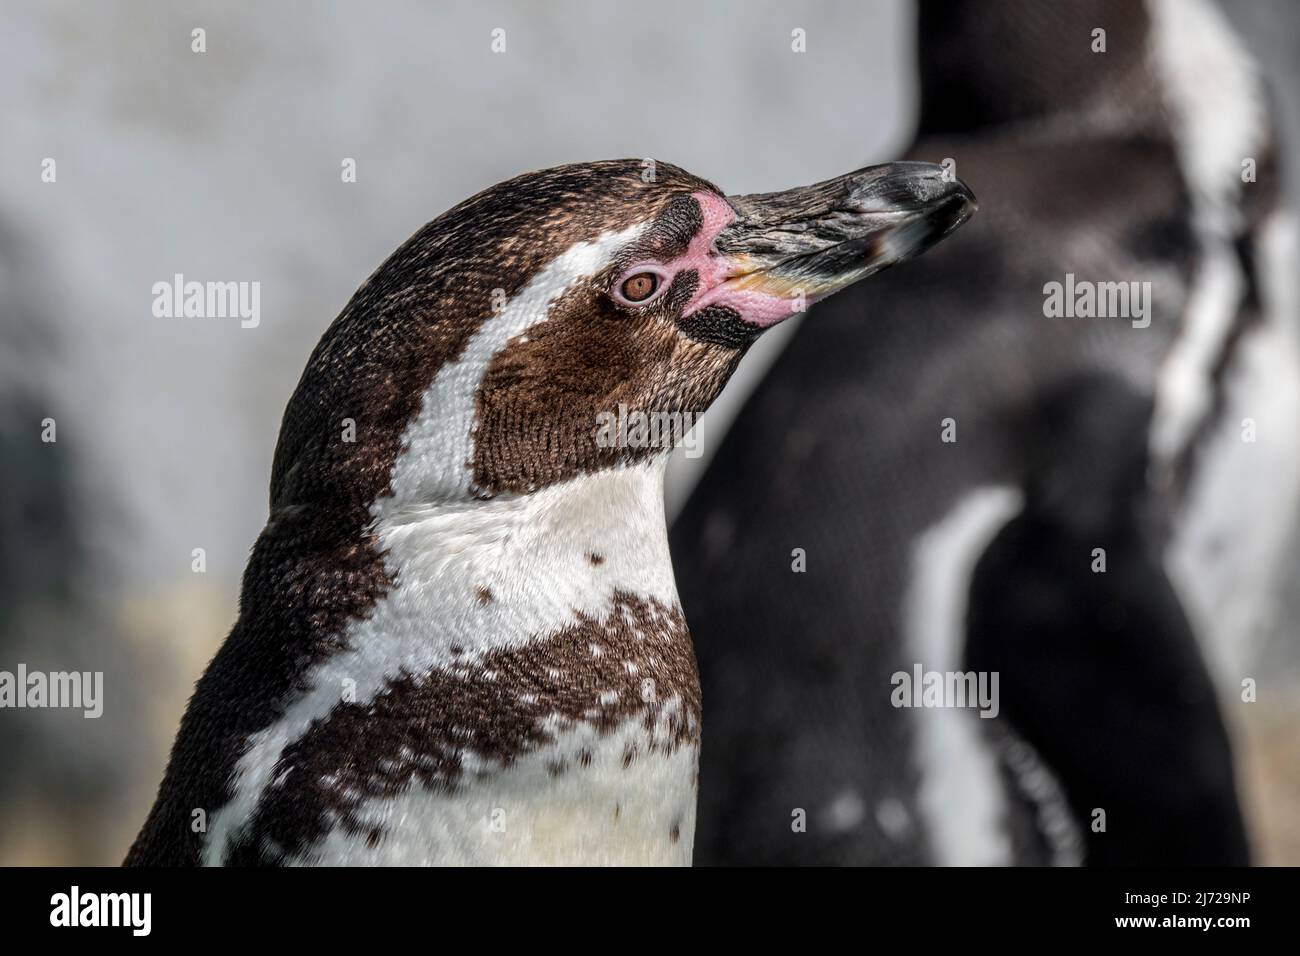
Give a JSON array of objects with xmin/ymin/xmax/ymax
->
[{"xmin": 272, "ymin": 159, "xmax": 974, "ymax": 510}]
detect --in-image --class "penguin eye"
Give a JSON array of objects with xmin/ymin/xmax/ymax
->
[
  {"xmin": 623, "ymin": 274, "xmax": 658, "ymax": 301},
  {"xmin": 614, "ymin": 270, "xmax": 666, "ymax": 306}
]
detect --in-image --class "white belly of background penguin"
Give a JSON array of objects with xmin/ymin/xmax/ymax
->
[{"xmin": 126, "ymin": 158, "xmax": 974, "ymax": 866}]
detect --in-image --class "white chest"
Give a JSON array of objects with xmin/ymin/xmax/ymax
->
[
  {"xmin": 205, "ymin": 467, "xmax": 700, "ymax": 865},
  {"xmin": 297, "ymin": 714, "xmax": 699, "ymax": 866}
]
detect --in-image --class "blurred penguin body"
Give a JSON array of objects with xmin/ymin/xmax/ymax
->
[
  {"xmin": 672, "ymin": 0, "xmax": 1291, "ymax": 864},
  {"xmin": 966, "ymin": 376, "xmax": 1250, "ymax": 865}
]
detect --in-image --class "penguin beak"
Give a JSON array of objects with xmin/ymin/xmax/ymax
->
[{"xmin": 709, "ymin": 161, "xmax": 977, "ymax": 327}]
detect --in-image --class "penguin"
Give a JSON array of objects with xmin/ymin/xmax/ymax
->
[
  {"xmin": 671, "ymin": 0, "xmax": 1291, "ymax": 865},
  {"xmin": 124, "ymin": 158, "xmax": 976, "ymax": 865}
]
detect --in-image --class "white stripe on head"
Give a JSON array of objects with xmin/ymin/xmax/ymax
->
[{"xmin": 380, "ymin": 222, "xmax": 649, "ymax": 512}]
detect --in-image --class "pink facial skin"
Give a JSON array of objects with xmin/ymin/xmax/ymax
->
[
  {"xmin": 612, "ymin": 191, "xmax": 810, "ymax": 330},
  {"xmin": 681, "ymin": 192, "xmax": 807, "ymax": 329}
]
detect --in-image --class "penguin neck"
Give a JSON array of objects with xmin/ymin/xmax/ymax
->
[
  {"xmin": 202, "ymin": 459, "xmax": 696, "ymax": 867},
  {"xmin": 368, "ymin": 460, "xmax": 681, "ymax": 657}
]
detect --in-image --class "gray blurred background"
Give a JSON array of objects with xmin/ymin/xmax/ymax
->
[{"xmin": 0, "ymin": 0, "xmax": 1296, "ymax": 864}]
